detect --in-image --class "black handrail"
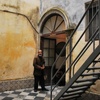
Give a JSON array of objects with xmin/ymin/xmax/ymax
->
[
  {"xmin": 51, "ymin": 0, "xmax": 95, "ymax": 87},
  {"xmin": 51, "ymin": 0, "xmax": 95, "ymax": 80},
  {"xmin": 52, "ymin": 27, "xmax": 99, "ymax": 91},
  {"xmin": 50, "ymin": 0, "xmax": 98, "ymax": 99},
  {"xmin": 99, "ymin": 0, "xmax": 100, "ymax": 44},
  {"xmin": 52, "ymin": 9, "xmax": 99, "ymax": 81},
  {"xmin": 72, "ymin": 9, "xmax": 99, "ymax": 75}
]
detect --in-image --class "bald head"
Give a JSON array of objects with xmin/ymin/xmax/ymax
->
[
  {"xmin": 38, "ymin": 50, "xmax": 42, "ymax": 57},
  {"xmin": 38, "ymin": 50, "xmax": 42, "ymax": 53}
]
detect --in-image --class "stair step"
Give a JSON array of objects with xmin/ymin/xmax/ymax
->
[
  {"xmin": 71, "ymin": 82, "xmax": 92, "ymax": 88},
  {"xmin": 63, "ymin": 91, "xmax": 83, "ymax": 97},
  {"xmin": 82, "ymin": 72, "xmax": 100, "ymax": 76},
  {"xmin": 67, "ymin": 86, "xmax": 87, "ymax": 92},
  {"xmin": 76, "ymin": 77, "xmax": 97, "ymax": 83},
  {"xmin": 60, "ymin": 95, "xmax": 80, "ymax": 100},
  {"xmin": 87, "ymin": 67, "xmax": 100, "ymax": 70},
  {"xmin": 93, "ymin": 60, "xmax": 100, "ymax": 63}
]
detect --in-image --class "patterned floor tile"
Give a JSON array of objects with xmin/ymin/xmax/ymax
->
[
  {"xmin": 7, "ymin": 94, "xmax": 18, "ymax": 98},
  {"xmin": 28, "ymin": 92, "xmax": 38, "ymax": 96},
  {"xmin": 34, "ymin": 97, "xmax": 44, "ymax": 100},
  {"xmin": 19, "ymin": 92, "xmax": 29, "ymax": 95},
  {"xmin": 0, "ymin": 96, "xmax": 5, "ymax": 100},
  {"xmin": 12, "ymin": 98, "xmax": 23, "ymax": 100},
  {"xmin": 16, "ymin": 95, "xmax": 25, "ymax": 99},
  {"xmin": 23, "ymin": 90, "xmax": 33, "ymax": 93},
  {"xmin": 12, "ymin": 91, "xmax": 22, "ymax": 94},
  {"xmin": 24, "ymin": 95, "xmax": 35, "ymax": 99},
  {"xmin": 15, "ymin": 89, "xmax": 25, "ymax": 92},
  {"xmin": 36, "ymin": 93, "xmax": 46, "ymax": 97},
  {"xmin": 0, "ymin": 93, "xmax": 9, "ymax": 96},
  {"xmin": 3, "ymin": 91, "xmax": 14, "ymax": 94},
  {"xmin": 2, "ymin": 97, "xmax": 14, "ymax": 100}
]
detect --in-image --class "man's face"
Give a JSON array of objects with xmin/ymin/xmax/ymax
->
[{"xmin": 38, "ymin": 50, "xmax": 42, "ymax": 57}]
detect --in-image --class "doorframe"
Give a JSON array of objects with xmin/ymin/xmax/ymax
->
[{"xmin": 40, "ymin": 37, "xmax": 56, "ymax": 85}]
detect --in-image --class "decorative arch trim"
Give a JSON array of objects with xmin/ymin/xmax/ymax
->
[{"xmin": 38, "ymin": 7, "xmax": 74, "ymax": 33}]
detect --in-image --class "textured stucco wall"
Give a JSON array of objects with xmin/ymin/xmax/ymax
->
[
  {"xmin": 0, "ymin": 0, "xmax": 40, "ymax": 81},
  {"xmin": 0, "ymin": 0, "xmax": 40, "ymax": 27},
  {"xmin": 40, "ymin": 0, "xmax": 100, "ymax": 94},
  {"xmin": 40, "ymin": 0, "xmax": 90, "ymax": 29}
]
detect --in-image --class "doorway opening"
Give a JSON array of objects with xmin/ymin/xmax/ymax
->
[
  {"xmin": 40, "ymin": 38, "xmax": 56, "ymax": 85},
  {"xmin": 40, "ymin": 13, "xmax": 67, "ymax": 85}
]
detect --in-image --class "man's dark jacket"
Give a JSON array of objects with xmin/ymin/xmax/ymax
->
[{"xmin": 33, "ymin": 56, "xmax": 45, "ymax": 76}]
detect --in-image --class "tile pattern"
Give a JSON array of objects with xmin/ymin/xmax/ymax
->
[
  {"xmin": 0, "ymin": 86, "xmax": 100, "ymax": 100},
  {"xmin": 0, "ymin": 78, "xmax": 34, "ymax": 92},
  {"xmin": 0, "ymin": 86, "xmax": 52, "ymax": 100}
]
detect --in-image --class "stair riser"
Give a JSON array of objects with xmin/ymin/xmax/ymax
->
[
  {"xmin": 71, "ymin": 83, "xmax": 93, "ymax": 88},
  {"xmin": 63, "ymin": 92, "xmax": 83, "ymax": 97},
  {"xmin": 67, "ymin": 87, "xmax": 87, "ymax": 92},
  {"xmin": 82, "ymin": 73, "xmax": 100, "ymax": 76}
]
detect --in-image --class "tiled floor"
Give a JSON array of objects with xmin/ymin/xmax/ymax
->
[
  {"xmin": 0, "ymin": 86, "xmax": 100, "ymax": 100},
  {"xmin": 0, "ymin": 86, "xmax": 60, "ymax": 100}
]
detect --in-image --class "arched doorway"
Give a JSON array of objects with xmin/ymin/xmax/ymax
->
[{"xmin": 39, "ymin": 9, "xmax": 71, "ymax": 85}]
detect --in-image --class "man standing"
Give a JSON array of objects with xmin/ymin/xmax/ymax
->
[{"xmin": 33, "ymin": 50, "xmax": 48, "ymax": 92}]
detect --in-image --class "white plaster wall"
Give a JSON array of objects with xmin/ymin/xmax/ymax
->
[{"xmin": 40, "ymin": 0, "xmax": 91, "ymax": 30}]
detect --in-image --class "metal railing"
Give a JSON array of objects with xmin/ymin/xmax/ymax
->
[{"xmin": 50, "ymin": 0, "xmax": 100, "ymax": 99}]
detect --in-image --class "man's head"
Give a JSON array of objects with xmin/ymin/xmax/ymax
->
[{"xmin": 38, "ymin": 50, "xmax": 42, "ymax": 57}]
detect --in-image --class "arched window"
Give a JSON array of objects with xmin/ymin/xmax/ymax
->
[{"xmin": 41, "ymin": 14, "xmax": 66, "ymax": 36}]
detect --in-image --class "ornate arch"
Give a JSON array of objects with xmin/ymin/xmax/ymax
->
[{"xmin": 38, "ymin": 7, "xmax": 74, "ymax": 34}]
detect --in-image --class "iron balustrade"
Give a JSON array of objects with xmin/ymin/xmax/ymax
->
[{"xmin": 50, "ymin": 0, "xmax": 100, "ymax": 99}]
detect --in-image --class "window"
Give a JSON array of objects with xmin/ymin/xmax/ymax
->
[
  {"xmin": 41, "ymin": 14, "xmax": 65, "ymax": 34},
  {"xmin": 85, "ymin": 1, "xmax": 99, "ymax": 41},
  {"xmin": 41, "ymin": 38, "xmax": 56, "ymax": 66}
]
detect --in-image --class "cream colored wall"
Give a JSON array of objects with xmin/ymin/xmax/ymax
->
[
  {"xmin": 72, "ymin": 31, "xmax": 100, "ymax": 94},
  {"xmin": 0, "ymin": 0, "xmax": 40, "ymax": 27},
  {"xmin": 0, "ymin": 0, "xmax": 40, "ymax": 81},
  {"xmin": 72, "ymin": 31, "xmax": 99, "ymax": 73}
]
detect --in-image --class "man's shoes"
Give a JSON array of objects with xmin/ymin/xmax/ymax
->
[
  {"xmin": 42, "ymin": 88, "xmax": 49, "ymax": 91},
  {"xmin": 34, "ymin": 89, "xmax": 37, "ymax": 92}
]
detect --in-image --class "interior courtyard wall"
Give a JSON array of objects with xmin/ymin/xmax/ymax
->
[{"xmin": 0, "ymin": 0, "xmax": 99, "ymax": 94}]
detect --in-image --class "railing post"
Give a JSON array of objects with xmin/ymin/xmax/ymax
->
[
  {"xmin": 69, "ymin": 36, "xmax": 72, "ymax": 79},
  {"xmin": 99, "ymin": 0, "xmax": 100, "ymax": 43},
  {"xmin": 50, "ymin": 67, "xmax": 53, "ymax": 100}
]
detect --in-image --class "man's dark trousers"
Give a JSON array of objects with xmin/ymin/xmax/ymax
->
[{"xmin": 34, "ymin": 75, "xmax": 45, "ymax": 90}]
